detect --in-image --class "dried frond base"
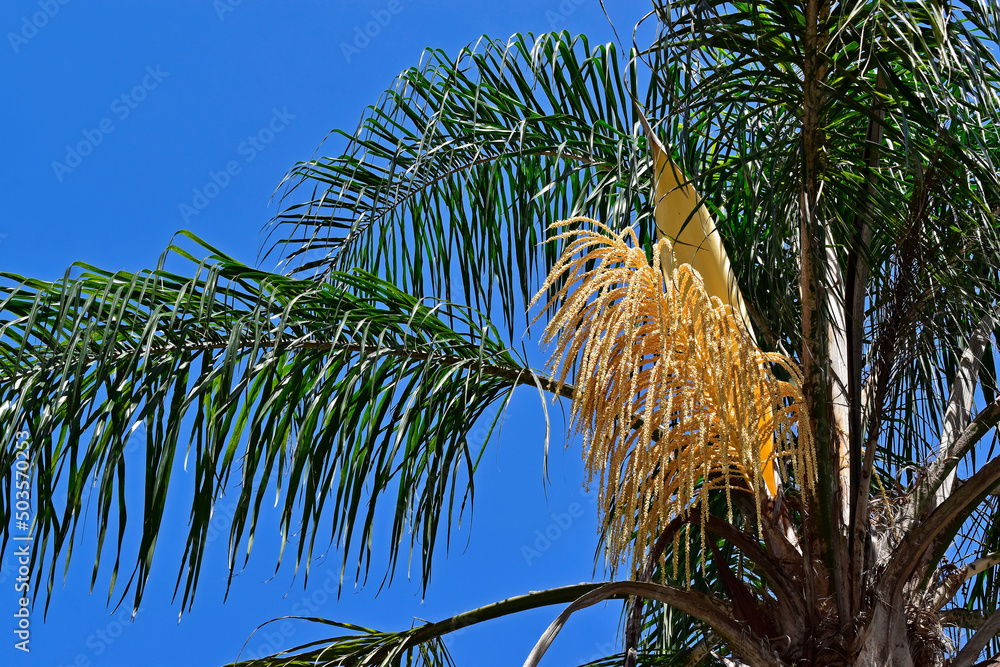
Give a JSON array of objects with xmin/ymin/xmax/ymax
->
[{"xmin": 531, "ymin": 218, "xmax": 815, "ymax": 575}]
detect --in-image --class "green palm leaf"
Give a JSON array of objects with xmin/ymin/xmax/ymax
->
[
  {"xmin": 0, "ymin": 232, "xmax": 555, "ymax": 613},
  {"xmin": 268, "ymin": 32, "xmax": 660, "ymax": 338}
]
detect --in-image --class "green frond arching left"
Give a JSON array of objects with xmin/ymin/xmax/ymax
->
[
  {"xmin": 266, "ymin": 31, "xmax": 668, "ymax": 340},
  {"xmin": 0, "ymin": 232, "xmax": 561, "ymax": 615},
  {"xmin": 218, "ymin": 582, "xmax": 748, "ymax": 667},
  {"xmin": 224, "ymin": 585, "xmax": 617, "ymax": 667}
]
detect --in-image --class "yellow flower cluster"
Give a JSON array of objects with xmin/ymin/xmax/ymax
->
[{"xmin": 532, "ymin": 218, "xmax": 815, "ymax": 576}]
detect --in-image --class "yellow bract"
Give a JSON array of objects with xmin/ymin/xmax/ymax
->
[
  {"xmin": 531, "ymin": 219, "xmax": 814, "ymax": 575},
  {"xmin": 646, "ymin": 141, "xmax": 779, "ymax": 496}
]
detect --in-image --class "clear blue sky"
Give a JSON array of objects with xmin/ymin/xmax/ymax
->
[{"xmin": 1, "ymin": 1, "xmax": 652, "ymax": 665}]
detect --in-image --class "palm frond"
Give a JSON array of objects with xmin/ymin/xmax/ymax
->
[
  {"xmin": 224, "ymin": 583, "xmax": 616, "ymax": 667},
  {"xmin": 227, "ymin": 621, "xmax": 456, "ymax": 667},
  {"xmin": 268, "ymin": 32, "xmax": 660, "ymax": 339},
  {"xmin": 0, "ymin": 233, "xmax": 548, "ymax": 613}
]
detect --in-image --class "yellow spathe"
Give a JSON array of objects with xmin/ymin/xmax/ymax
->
[{"xmin": 643, "ymin": 120, "xmax": 778, "ymax": 496}]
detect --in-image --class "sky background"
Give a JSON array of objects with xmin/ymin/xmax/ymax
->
[{"xmin": 0, "ymin": 1, "xmax": 656, "ymax": 666}]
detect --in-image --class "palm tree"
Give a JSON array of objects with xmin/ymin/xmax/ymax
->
[{"xmin": 4, "ymin": 1, "xmax": 1000, "ymax": 664}]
